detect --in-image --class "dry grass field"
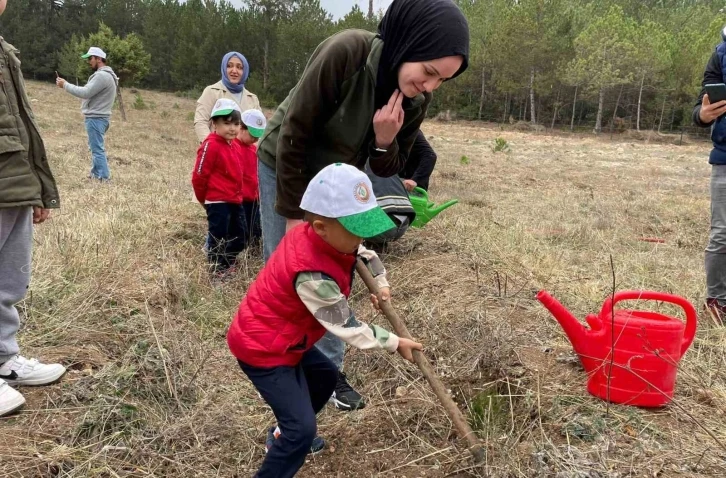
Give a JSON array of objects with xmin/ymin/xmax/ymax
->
[{"xmin": 1, "ymin": 80, "xmax": 725, "ymax": 477}]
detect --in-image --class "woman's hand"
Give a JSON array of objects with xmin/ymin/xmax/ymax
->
[
  {"xmin": 402, "ymin": 179, "xmax": 417, "ymax": 192},
  {"xmin": 373, "ymin": 90, "xmax": 405, "ymax": 149},
  {"xmin": 700, "ymin": 94, "xmax": 726, "ymax": 124}
]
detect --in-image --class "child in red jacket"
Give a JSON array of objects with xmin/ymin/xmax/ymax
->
[
  {"xmin": 235, "ymin": 109, "xmax": 266, "ymax": 245},
  {"xmin": 227, "ymin": 163, "xmax": 423, "ymax": 477},
  {"xmin": 192, "ymin": 99, "xmax": 246, "ymax": 275}
]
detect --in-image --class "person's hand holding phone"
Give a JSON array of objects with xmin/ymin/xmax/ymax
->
[{"xmin": 700, "ymin": 93, "xmax": 726, "ymax": 123}]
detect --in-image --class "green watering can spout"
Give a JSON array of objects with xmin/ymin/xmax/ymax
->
[{"xmin": 409, "ymin": 187, "xmax": 459, "ymax": 228}]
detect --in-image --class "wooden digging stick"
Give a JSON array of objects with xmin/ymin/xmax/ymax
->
[{"xmin": 355, "ymin": 259, "xmax": 486, "ymax": 463}]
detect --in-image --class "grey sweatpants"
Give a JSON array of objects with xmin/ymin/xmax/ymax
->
[
  {"xmin": 0, "ymin": 207, "xmax": 32, "ymax": 363},
  {"xmin": 707, "ymin": 165, "xmax": 726, "ymax": 303}
]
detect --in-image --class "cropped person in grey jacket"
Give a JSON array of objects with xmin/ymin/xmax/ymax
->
[{"xmin": 56, "ymin": 47, "xmax": 118, "ymax": 181}]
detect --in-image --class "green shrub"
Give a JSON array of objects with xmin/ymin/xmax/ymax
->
[
  {"xmin": 132, "ymin": 94, "xmax": 147, "ymax": 110},
  {"xmin": 492, "ymin": 137, "xmax": 510, "ymax": 153}
]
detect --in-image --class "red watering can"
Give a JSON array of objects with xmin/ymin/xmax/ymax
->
[{"xmin": 537, "ymin": 290, "xmax": 697, "ymax": 407}]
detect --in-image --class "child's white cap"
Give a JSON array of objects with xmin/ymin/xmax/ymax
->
[
  {"xmin": 241, "ymin": 109, "xmax": 267, "ymax": 138},
  {"xmin": 300, "ymin": 163, "xmax": 395, "ymax": 239},
  {"xmin": 211, "ymin": 98, "xmax": 241, "ymax": 118}
]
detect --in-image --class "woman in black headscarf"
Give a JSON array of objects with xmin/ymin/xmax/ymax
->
[
  {"xmin": 258, "ymin": 0, "xmax": 469, "ymax": 260},
  {"xmin": 245, "ymin": 3, "xmax": 469, "ymax": 472}
]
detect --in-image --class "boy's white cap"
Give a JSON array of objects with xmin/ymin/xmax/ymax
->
[
  {"xmin": 241, "ymin": 109, "xmax": 267, "ymax": 138},
  {"xmin": 300, "ymin": 163, "xmax": 395, "ymax": 239},
  {"xmin": 81, "ymin": 47, "xmax": 106, "ymax": 59},
  {"xmin": 211, "ymin": 98, "xmax": 241, "ymax": 118}
]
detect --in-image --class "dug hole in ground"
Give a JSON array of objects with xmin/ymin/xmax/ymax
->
[{"xmin": 2, "ymin": 81, "xmax": 725, "ymax": 477}]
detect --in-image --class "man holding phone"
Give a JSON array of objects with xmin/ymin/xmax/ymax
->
[
  {"xmin": 56, "ymin": 47, "xmax": 118, "ymax": 182},
  {"xmin": 693, "ymin": 26, "xmax": 726, "ymax": 322}
]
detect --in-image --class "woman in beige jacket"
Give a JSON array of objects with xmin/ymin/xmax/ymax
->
[{"xmin": 194, "ymin": 51, "xmax": 261, "ymax": 143}]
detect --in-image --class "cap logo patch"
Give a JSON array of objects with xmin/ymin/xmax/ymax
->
[
  {"xmin": 256, "ymin": 118, "xmax": 263, "ymax": 126},
  {"xmin": 354, "ymin": 182, "xmax": 371, "ymax": 204}
]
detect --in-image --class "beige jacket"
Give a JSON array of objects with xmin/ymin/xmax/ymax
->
[{"xmin": 194, "ymin": 80, "xmax": 261, "ymax": 142}]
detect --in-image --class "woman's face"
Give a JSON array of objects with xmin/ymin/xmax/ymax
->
[
  {"xmin": 397, "ymin": 55, "xmax": 464, "ymax": 98},
  {"xmin": 226, "ymin": 57, "xmax": 244, "ymax": 84}
]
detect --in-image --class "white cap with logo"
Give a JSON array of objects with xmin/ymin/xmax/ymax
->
[
  {"xmin": 210, "ymin": 98, "xmax": 241, "ymax": 118},
  {"xmin": 300, "ymin": 163, "xmax": 395, "ymax": 239},
  {"xmin": 241, "ymin": 109, "xmax": 267, "ymax": 138},
  {"xmin": 81, "ymin": 47, "xmax": 107, "ymax": 59}
]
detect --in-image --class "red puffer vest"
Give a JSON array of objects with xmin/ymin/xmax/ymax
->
[{"xmin": 227, "ymin": 223, "xmax": 357, "ymax": 367}]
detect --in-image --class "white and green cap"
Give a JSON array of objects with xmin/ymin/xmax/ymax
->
[
  {"xmin": 81, "ymin": 47, "xmax": 106, "ymax": 59},
  {"xmin": 210, "ymin": 98, "xmax": 241, "ymax": 118},
  {"xmin": 241, "ymin": 109, "xmax": 267, "ymax": 138},
  {"xmin": 300, "ymin": 163, "xmax": 395, "ymax": 239}
]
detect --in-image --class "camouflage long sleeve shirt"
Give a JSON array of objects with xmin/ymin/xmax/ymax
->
[{"xmin": 295, "ymin": 245, "xmax": 400, "ymax": 353}]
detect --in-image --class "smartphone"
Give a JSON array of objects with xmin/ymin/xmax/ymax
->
[{"xmin": 706, "ymin": 83, "xmax": 726, "ymax": 103}]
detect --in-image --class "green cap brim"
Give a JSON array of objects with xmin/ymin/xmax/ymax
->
[
  {"xmin": 337, "ymin": 206, "xmax": 396, "ymax": 239},
  {"xmin": 247, "ymin": 126, "xmax": 265, "ymax": 138},
  {"xmin": 211, "ymin": 108, "xmax": 235, "ymax": 118},
  {"xmin": 81, "ymin": 54, "xmax": 91, "ymax": 59}
]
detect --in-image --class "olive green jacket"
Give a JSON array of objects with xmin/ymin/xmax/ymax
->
[
  {"xmin": 258, "ymin": 29, "xmax": 431, "ymax": 219},
  {"xmin": 0, "ymin": 36, "xmax": 59, "ymax": 209}
]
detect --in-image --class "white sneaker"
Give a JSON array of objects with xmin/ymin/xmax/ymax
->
[
  {"xmin": 0, "ymin": 379, "xmax": 25, "ymax": 416},
  {"xmin": 0, "ymin": 355, "xmax": 66, "ymax": 386}
]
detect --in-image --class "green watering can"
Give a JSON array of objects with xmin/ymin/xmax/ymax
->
[{"xmin": 408, "ymin": 187, "xmax": 459, "ymax": 228}]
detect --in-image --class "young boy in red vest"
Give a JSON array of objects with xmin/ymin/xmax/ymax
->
[
  {"xmin": 235, "ymin": 109, "xmax": 266, "ymax": 245},
  {"xmin": 227, "ymin": 163, "xmax": 423, "ymax": 477},
  {"xmin": 192, "ymin": 99, "xmax": 247, "ymax": 277}
]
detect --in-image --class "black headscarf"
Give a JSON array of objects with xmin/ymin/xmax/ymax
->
[{"xmin": 376, "ymin": 0, "xmax": 470, "ymax": 107}]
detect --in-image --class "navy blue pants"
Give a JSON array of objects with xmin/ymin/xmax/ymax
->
[
  {"xmin": 206, "ymin": 203, "xmax": 247, "ymax": 271},
  {"xmin": 239, "ymin": 348, "xmax": 338, "ymax": 478},
  {"xmin": 242, "ymin": 200, "xmax": 262, "ymax": 244}
]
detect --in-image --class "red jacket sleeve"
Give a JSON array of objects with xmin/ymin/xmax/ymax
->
[{"xmin": 192, "ymin": 138, "xmax": 218, "ymax": 203}]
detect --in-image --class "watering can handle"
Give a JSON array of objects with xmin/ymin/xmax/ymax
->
[
  {"xmin": 412, "ymin": 187, "xmax": 429, "ymax": 201},
  {"xmin": 600, "ymin": 290, "xmax": 697, "ymax": 357}
]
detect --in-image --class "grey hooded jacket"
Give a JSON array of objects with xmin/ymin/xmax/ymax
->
[{"xmin": 64, "ymin": 65, "xmax": 118, "ymax": 118}]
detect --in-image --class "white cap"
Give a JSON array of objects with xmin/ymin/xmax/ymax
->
[
  {"xmin": 210, "ymin": 98, "xmax": 241, "ymax": 118},
  {"xmin": 81, "ymin": 47, "xmax": 106, "ymax": 59},
  {"xmin": 241, "ymin": 109, "xmax": 267, "ymax": 138},
  {"xmin": 300, "ymin": 163, "xmax": 395, "ymax": 238}
]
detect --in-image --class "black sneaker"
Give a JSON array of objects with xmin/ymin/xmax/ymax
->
[{"xmin": 330, "ymin": 372, "xmax": 366, "ymax": 411}]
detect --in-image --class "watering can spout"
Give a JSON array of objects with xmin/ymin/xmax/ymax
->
[
  {"xmin": 409, "ymin": 187, "xmax": 459, "ymax": 228},
  {"xmin": 428, "ymin": 199, "xmax": 459, "ymax": 217},
  {"xmin": 537, "ymin": 290, "xmax": 599, "ymax": 372}
]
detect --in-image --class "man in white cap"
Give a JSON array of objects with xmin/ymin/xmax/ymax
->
[{"xmin": 56, "ymin": 47, "xmax": 118, "ymax": 181}]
